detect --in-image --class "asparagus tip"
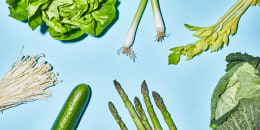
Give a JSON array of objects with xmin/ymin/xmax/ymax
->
[
  {"xmin": 152, "ymin": 91, "xmax": 162, "ymax": 104},
  {"xmin": 108, "ymin": 101, "xmax": 128, "ymax": 130},
  {"xmin": 141, "ymin": 80, "xmax": 148, "ymax": 94},
  {"xmin": 113, "ymin": 79, "xmax": 119, "ymax": 85},
  {"xmin": 113, "ymin": 80, "xmax": 121, "ymax": 89},
  {"xmin": 108, "ymin": 101, "xmax": 115, "ymax": 111},
  {"xmin": 108, "ymin": 101, "xmax": 113, "ymax": 106},
  {"xmin": 134, "ymin": 97, "xmax": 140, "ymax": 106}
]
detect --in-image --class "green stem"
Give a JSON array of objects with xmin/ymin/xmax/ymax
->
[
  {"xmin": 130, "ymin": 0, "xmax": 148, "ymax": 28},
  {"xmin": 151, "ymin": 0, "xmax": 160, "ymax": 15},
  {"xmin": 152, "ymin": 91, "xmax": 176, "ymax": 130},
  {"xmin": 222, "ymin": 0, "xmax": 252, "ymax": 33},
  {"xmin": 214, "ymin": 0, "xmax": 245, "ymax": 31},
  {"xmin": 108, "ymin": 102, "xmax": 128, "ymax": 130},
  {"xmin": 141, "ymin": 80, "xmax": 162, "ymax": 130},
  {"xmin": 134, "ymin": 97, "xmax": 152, "ymax": 130},
  {"xmin": 150, "ymin": 0, "xmax": 165, "ymax": 41},
  {"xmin": 113, "ymin": 80, "xmax": 145, "ymax": 130}
]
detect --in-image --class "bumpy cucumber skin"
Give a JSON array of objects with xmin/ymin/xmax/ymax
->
[{"xmin": 52, "ymin": 84, "xmax": 91, "ymax": 130}]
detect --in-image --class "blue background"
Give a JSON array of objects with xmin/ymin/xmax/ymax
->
[{"xmin": 0, "ymin": 0, "xmax": 259, "ymax": 130}]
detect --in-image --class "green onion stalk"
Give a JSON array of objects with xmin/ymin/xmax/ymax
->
[
  {"xmin": 120, "ymin": 0, "xmax": 148, "ymax": 61},
  {"xmin": 151, "ymin": 0, "xmax": 165, "ymax": 41}
]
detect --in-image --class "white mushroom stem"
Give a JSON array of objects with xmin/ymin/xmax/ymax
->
[{"xmin": 0, "ymin": 51, "xmax": 61, "ymax": 111}]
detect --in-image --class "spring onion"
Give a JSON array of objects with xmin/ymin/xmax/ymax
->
[
  {"xmin": 151, "ymin": 0, "xmax": 165, "ymax": 41},
  {"xmin": 119, "ymin": 0, "xmax": 148, "ymax": 61}
]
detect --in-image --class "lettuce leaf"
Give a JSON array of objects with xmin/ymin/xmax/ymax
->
[
  {"xmin": 7, "ymin": 0, "xmax": 117, "ymax": 40},
  {"xmin": 214, "ymin": 98, "xmax": 260, "ymax": 130},
  {"xmin": 7, "ymin": 0, "xmax": 29, "ymax": 21},
  {"xmin": 210, "ymin": 53, "xmax": 260, "ymax": 130}
]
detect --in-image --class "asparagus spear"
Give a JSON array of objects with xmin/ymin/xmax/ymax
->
[
  {"xmin": 108, "ymin": 101, "xmax": 128, "ymax": 130},
  {"xmin": 141, "ymin": 80, "xmax": 162, "ymax": 130},
  {"xmin": 113, "ymin": 80, "xmax": 145, "ymax": 130},
  {"xmin": 134, "ymin": 97, "xmax": 152, "ymax": 130},
  {"xmin": 152, "ymin": 91, "xmax": 176, "ymax": 130}
]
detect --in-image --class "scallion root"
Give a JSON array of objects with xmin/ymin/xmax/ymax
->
[
  {"xmin": 151, "ymin": 0, "xmax": 165, "ymax": 42},
  {"xmin": 156, "ymin": 31, "xmax": 165, "ymax": 41},
  {"xmin": 121, "ymin": 47, "xmax": 136, "ymax": 62},
  {"xmin": 119, "ymin": 0, "xmax": 147, "ymax": 62}
]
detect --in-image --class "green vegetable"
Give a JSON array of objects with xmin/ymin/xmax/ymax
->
[
  {"xmin": 225, "ymin": 52, "xmax": 260, "ymax": 72},
  {"xmin": 168, "ymin": 0, "xmax": 260, "ymax": 65},
  {"xmin": 113, "ymin": 80, "xmax": 145, "ymax": 130},
  {"xmin": 210, "ymin": 52, "xmax": 260, "ymax": 129},
  {"xmin": 134, "ymin": 97, "xmax": 152, "ymax": 130},
  {"xmin": 141, "ymin": 80, "xmax": 162, "ymax": 130},
  {"xmin": 109, "ymin": 80, "xmax": 177, "ymax": 130},
  {"xmin": 119, "ymin": 0, "xmax": 148, "ymax": 61},
  {"xmin": 150, "ymin": 0, "xmax": 165, "ymax": 41},
  {"xmin": 153, "ymin": 91, "xmax": 176, "ymax": 130},
  {"xmin": 52, "ymin": 84, "xmax": 91, "ymax": 130},
  {"xmin": 7, "ymin": 0, "xmax": 117, "ymax": 40},
  {"xmin": 6, "ymin": 0, "xmax": 29, "ymax": 21},
  {"xmin": 108, "ymin": 101, "xmax": 128, "ymax": 130}
]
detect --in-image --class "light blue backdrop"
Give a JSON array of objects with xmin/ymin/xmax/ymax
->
[{"xmin": 0, "ymin": 0, "xmax": 259, "ymax": 130}]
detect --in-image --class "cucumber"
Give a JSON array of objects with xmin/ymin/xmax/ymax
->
[{"xmin": 52, "ymin": 84, "xmax": 91, "ymax": 130}]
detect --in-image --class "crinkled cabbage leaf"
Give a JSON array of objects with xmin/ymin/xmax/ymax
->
[
  {"xmin": 7, "ymin": 0, "xmax": 117, "ymax": 40},
  {"xmin": 210, "ymin": 52, "xmax": 260, "ymax": 130}
]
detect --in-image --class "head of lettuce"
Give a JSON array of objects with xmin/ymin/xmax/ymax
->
[
  {"xmin": 7, "ymin": 0, "xmax": 117, "ymax": 40},
  {"xmin": 210, "ymin": 52, "xmax": 260, "ymax": 130}
]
